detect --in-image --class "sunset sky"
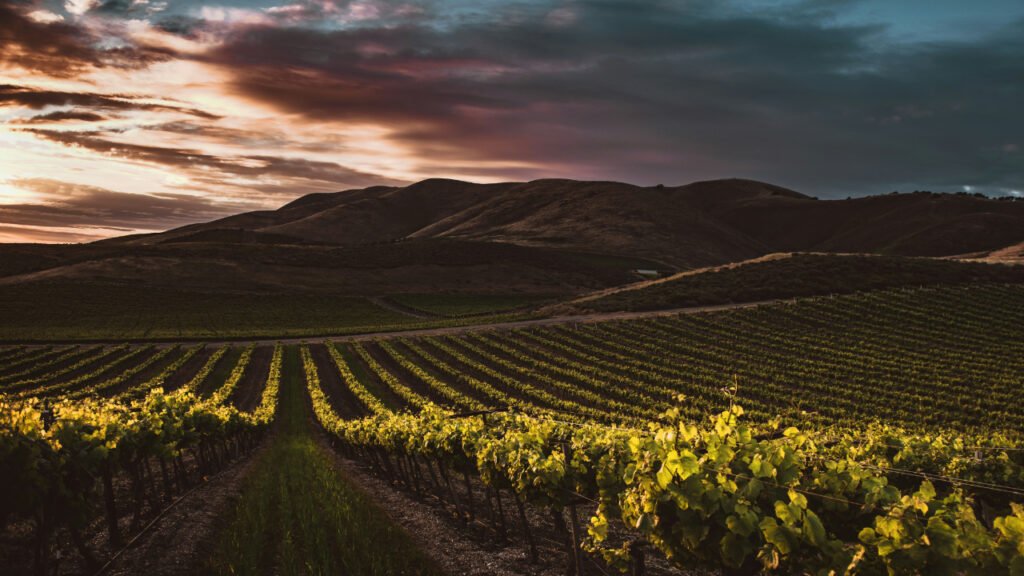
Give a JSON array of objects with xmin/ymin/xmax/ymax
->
[{"xmin": 1, "ymin": 0, "xmax": 1022, "ymax": 242}]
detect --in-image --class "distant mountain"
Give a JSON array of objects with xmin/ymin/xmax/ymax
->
[
  {"xmin": 3, "ymin": 178, "xmax": 1023, "ymax": 297},
  {"xmin": 106, "ymin": 178, "xmax": 1024, "ymax": 268}
]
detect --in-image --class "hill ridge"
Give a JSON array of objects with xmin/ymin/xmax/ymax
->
[
  {"xmin": 95, "ymin": 177, "xmax": 1024, "ymax": 269},
  {"xmin": 0, "ymin": 177, "xmax": 1017, "ymax": 297}
]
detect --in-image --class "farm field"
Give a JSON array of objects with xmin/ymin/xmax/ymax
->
[
  {"xmin": 571, "ymin": 253, "xmax": 1024, "ymax": 312},
  {"xmin": 206, "ymin": 347, "xmax": 445, "ymax": 576},
  {"xmin": 3, "ymin": 283, "xmax": 1023, "ymax": 575},
  {"xmin": 7, "ymin": 1, "xmax": 1024, "ymax": 572},
  {"xmin": 0, "ymin": 283, "xmax": 536, "ymax": 341},
  {"xmin": 387, "ymin": 293, "xmax": 557, "ymax": 317}
]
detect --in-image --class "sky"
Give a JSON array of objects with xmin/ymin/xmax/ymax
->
[{"xmin": 1, "ymin": 0, "xmax": 1022, "ymax": 242}]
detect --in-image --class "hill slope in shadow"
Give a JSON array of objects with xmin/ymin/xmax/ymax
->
[{"xmin": 3, "ymin": 178, "xmax": 1023, "ymax": 297}]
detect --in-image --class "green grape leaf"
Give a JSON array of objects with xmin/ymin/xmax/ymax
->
[
  {"xmin": 589, "ymin": 516, "xmax": 609, "ymax": 541},
  {"xmin": 775, "ymin": 500, "xmax": 797, "ymax": 524},
  {"xmin": 917, "ymin": 480, "xmax": 936, "ymax": 502},
  {"xmin": 656, "ymin": 465, "xmax": 674, "ymax": 489},
  {"xmin": 664, "ymin": 449, "xmax": 700, "ymax": 480},
  {"xmin": 727, "ymin": 507, "xmax": 757, "ymax": 537},
  {"xmin": 623, "ymin": 462, "xmax": 638, "ymax": 484},
  {"xmin": 720, "ymin": 533, "xmax": 751, "ymax": 568},
  {"xmin": 679, "ymin": 423, "xmax": 699, "ymax": 443},
  {"xmin": 1010, "ymin": 556, "xmax": 1024, "ymax": 576},
  {"xmin": 925, "ymin": 517, "xmax": 958, "ymax": 557},
  {"xmin": 788, "ymin": 488, "xmax": 808, "ymax": 510},
  {"xmin": 996, "ymin": 515, "xmax": 1024, "ymax": 540},
  {"xmin": 762, "ymin": 518, "xmax": 794, "ymax": 556},
  {"xmin": 802, "ymin": 510, "xmax": 827, "ymax": 548},
  {"xmin": 635, "ymin": 512, "xmax": 654, "ymax": 532}
]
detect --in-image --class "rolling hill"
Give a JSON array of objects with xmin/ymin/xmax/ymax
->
[
  {"xmin": 2, "ymin": 178, "xmax": 1023, "ymax": 299},
  {"xmin": 111, "ymin": 178, "xmax": 1024, "ymax": 266}
]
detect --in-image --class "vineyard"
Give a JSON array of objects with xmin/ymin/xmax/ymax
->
[
  {"xmin": 1, "ymin": 284, "xmax": 1023, "ymax": 575},
  {"xmin": 574, "ymin": 253, "xmax": 1024, "ymax": 313},
  {"xmin": 0, "ymin": 283, "xmax": 537, "ymax": 341}
]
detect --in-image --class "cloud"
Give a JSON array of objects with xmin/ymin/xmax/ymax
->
[
  {"xmin": 152, "ymin": 14, "xmax": 205, "ymax": 37},
  {"xmin": 204, "ymin": 3, "xmax": 870, "ymax": 173},
  {"xmin": 21, "ymin": 129, "xmax": 402, "ymax": 194},
  {"xmin": 58, "ymin": 0, "xmax": 161, "ymax": 18},
  {"xmin": 0, "ymin": 84, "xmax": 220, "ymax": 119},
  {"xmin": 93, "ymin": 0, "xmax": 136, "ymax": 14},
  {"xmin": 0, "ymin": 178, "xmax": 245, "ymax": 232},
  {"xmin": 26, "ymin": 9, "xmax": 64, "ymax": 23},
  {"xmin": 15, "ymin": 110, "xmax": 107, "ymax": 123},
  {"xmin": 65, "ymin": 0, "xmax": 99, "ymax": 16},
  {"xmin": 0, "ymin": 2, "xmax": 176, "ymax": 77},
  {"xmin": 202, "ymin": 0, "xmax": 1023, "ymax": 195},
  {"xmin": 1, "ymin": 0, "xmax": 1021, "ymax": 241},
  {"xmin": 261, "ymin": 0, "xmax": 430, "ymax": 24},
  {"xmin": 0, "ymin": 224, "xmax": 115, "ymax": 243}
]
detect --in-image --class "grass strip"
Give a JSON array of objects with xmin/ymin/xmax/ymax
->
[{"xmin": 205, "ymin": 346, "xmax": 444, "ymax": 576}]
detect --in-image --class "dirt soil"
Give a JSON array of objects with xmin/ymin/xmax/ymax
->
[
  {"xmin": 103, "ymin": 446, "xmax": 267, "ymax": 576},
  {"xmin": 229, "ymin": 345, "xmax": 272, "ymax": 412},
  {"xmin": 318, "ymin": 436, "xmax": 562, "ymax": 576},
  {"xmin": 364, "ymin": 341, "xmax": 449, "ymax": 405},
  {"xmin": 162, "ymin": 346, "xmax": 214, "ymax": 391},
  {"xmin": 102, "ymin": 347, "xmax": 186, "ymax": 397},
  {"xmin": 318, "ymin": 430, "xmax": 700, "ymax": 576},
  {"xmin": 310, "ymin": 343, "xmax": 370, "ymax": 419}
]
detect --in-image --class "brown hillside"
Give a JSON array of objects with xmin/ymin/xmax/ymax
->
[
  {"xmin": 5, "ymin": 179, "xmax": 1023, "ymax": 298},
  {"xmin": 109, "ymin": 179, "xmax": 1024, "ymax": 269},
  {"xmin": 718, "ymin": 192, "xmax": 1024, "ymax": 256},
  {"xmin": 0, "ymin": 239, "xmax": 660, "ymax": 295}
]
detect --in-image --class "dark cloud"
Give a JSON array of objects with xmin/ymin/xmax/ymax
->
[
  {"xmin": 0, "ymin": 179, "xmax": 246, "ymax": 231},
  {"xmin": 150, "ymin": 0, "xmax": 429, "ymax": 40},
  {"xmin": 205, "ymin": 0, "xmax": 1023, "ymax": 196},
  {"xmin": 16, "ymin": 110, "xmax": 106, "ymax": 123},
  {"xmin": 257, "ymin": 0, "xmax": 433, "ymax": 26},
  {"xmin": 0, "ymin": 3, "xmax": 98, "ymax": 77},
  {"xmin": 93, "ymin": 0, "xmax": 137, "ymax": 14},
  {"xmin": 0, "ymin": 84, "xmax": 221, "ymax": 119},
  {"xmin": 146, "ymin": 121, "xmax": 312, "ymax": 152},
  {"xmin": 0, "ymin": 2, "xmax": 174, "ymax": 77},
  {"xmin": 153, "ymin": 14, "xmax": 206, "ymax": 37},
  {"xmin": 22, "ymin": 129, "xmax": 401, "ymax": 193},
  {"xmin": 2, "ymin": 0, "xmax": 1021, "ymax": 213}
]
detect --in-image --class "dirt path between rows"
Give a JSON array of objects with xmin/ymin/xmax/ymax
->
[
  {"xmin": 229, "ymin": 345, "xmax": 272, "ymax": 412},
  {"xmin": 162, "ymin": 346, "xmax": 214, "ymax": 392},
  {"xmin": 102, "ymin": 445, "xmax": 267, "ymax": 576},
  {"xmin": 313, "ymin": 428, "xmax": 563, "ymax": 576},
  {"xmin": 6, "ymin": 299, "xmax": 783, "ymax": 348},
  {"xmin": 315, "ymin": 423, "xmax": 695, "ymax": 576}
]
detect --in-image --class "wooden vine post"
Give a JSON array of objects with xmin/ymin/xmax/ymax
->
[
  {"xmin": 101, "ymin": 459, "xmax": 121, "ymax": 548},
  {"xmin": 562, "ymin": 441, "xmax": 583, "ymax": 576},
  {"xmin": 481, "ymin": 411, "xmax": 508, "ymax": 540},
  {"xmin": 511, "ymin": 491, "xmax": 538, "ymax": 564},
  {"xmin": 628, "ymin": 539, "xmax": 646, "ymax": 576}
]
